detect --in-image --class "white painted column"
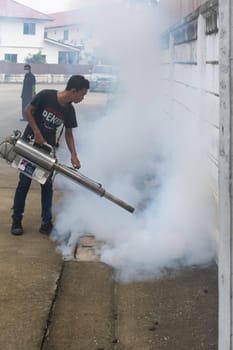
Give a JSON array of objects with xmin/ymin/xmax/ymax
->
[
  {"xmin": 196, "ymin": 14, "xmax": 206, "ymax": 136},
  {"xmin": 219, "ymin": 0, "xmax": 233, "ymax": 349}
]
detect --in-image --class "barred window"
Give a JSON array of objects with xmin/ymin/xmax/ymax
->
[
  {"xmin": 187, "ymin": 22, "xmax": 197, "ymax": 41},
  {"xmin": 173, "ymin": 27, "xmax": 186, "ymax": 45},
  {"xmin": 205, "ymin": 10, "xmax": 218, "ymax": 35},
  {"xmin": 173, "ymin": 21, "xmax": 197, "ymax": 45}
]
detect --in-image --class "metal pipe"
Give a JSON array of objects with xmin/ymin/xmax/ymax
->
[
  {"xmin": 55, "ymin": 163, "xmax": 135, "ymax": 213},
  {"xmin": 103, "ymin": 191, "xmax": 135, "ymax": 213},
  {"xmin": 55, "ymin": 163, "xmax": 106, "ymax": 195},
  {"xmin": 0, "ymin": 132, "xmax": 135, "ymax": 213}
]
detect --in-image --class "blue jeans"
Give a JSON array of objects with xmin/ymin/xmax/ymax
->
[{"xmin": 12, "ymin": 173, "xmax": 53, "ymax": 224}]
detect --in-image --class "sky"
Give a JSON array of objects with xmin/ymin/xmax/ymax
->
[
  {"xmin": 17, "ymin": 0, "xmax": 160, "ymax": 13},
  {"xmin": 17, "ymin": 0, "xmax": 100, "ymax": 13}
]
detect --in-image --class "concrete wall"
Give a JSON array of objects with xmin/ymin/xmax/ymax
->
[
  {"xmin": 158, "ymin": 0, "xmax": 214, "ymax": 29},
  {"xmin": 0, "ymin": 62, "xmax": 92, "ymax": 83},
  {"xmin": 159, "ymin": 0, "xmax": 219, "ymax": 200}
]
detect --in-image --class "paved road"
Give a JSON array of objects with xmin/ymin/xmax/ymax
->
[
  {"xmin": 0, "ymin": 83, "xmax": 108, "ymax": 139},
  {"xmin": 0, "ymin": 84, "xmax": 218, "ymax": 350}
]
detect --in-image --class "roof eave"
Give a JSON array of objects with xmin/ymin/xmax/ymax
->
[
  {"xmin": 0, "ymin": 16, "xmax": 54, "ymax": 22},
  {"xmin": 44, "ymin": 38, "xmax": 82, "ymax": 51}
]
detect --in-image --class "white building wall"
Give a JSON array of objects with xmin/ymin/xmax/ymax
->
[
  {"xmin": 46, "ymin": 28, "xmax": 65, "ymax": 42},
  {"xmin": 0, "ymin": 19, "xmax": 45, "ymax": 63},
  {"xmin": 42, "ymin": 42, "xmax": 60, "ymax": 64},
  {"xmin": 0, "ymin": 47, "xmax": 45, "ymax": 63},
  {"xmin": 0, "ymin": 20, "xmax": 44, "ymax": 47},
  {"xmin": 0, "ymin": 17, "xmax": 89, "ymax": 64},
  {"xmin": 161, "ymin": 11, "xmax": 219, "ymax": 201},
  {"xmin": 46, "ymin": 26, "xmax": 83, "ymax": 46}
]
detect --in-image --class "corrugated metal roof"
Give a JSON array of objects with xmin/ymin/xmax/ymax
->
[{"xmin": 0, "ymin": 0, "xmax": 53, "ymax": 21}]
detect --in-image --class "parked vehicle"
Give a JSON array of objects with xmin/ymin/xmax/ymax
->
[{"xmin": 89, "ymin": 65, "xmax": 117, "ymax": 92}]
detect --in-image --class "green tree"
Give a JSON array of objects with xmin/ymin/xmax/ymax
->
[{"xmin": 25, "ymin": 50, "xmax": 46, "ymax": 64}]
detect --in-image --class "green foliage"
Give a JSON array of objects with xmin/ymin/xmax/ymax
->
[{"xmin": 25, "ymin": 50, "xmax": 46, "ymax": 64}]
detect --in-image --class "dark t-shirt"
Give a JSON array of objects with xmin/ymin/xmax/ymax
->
[{"xmin": 23, "ymin": 89, "xmax": 77, "ymax": 146}]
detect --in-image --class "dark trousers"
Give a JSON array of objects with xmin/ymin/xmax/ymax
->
[
  {"xmin": 21, "ymin": 97, "xmax": 31, "ymax": 120},
  {"xmin": 12, "ymin": 173, "xmax": 53, "ymax": 224}
]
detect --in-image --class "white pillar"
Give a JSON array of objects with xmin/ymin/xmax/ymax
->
[{"xmin": 219, "ymin": 0, "xmax": 233, "ymax": 349}]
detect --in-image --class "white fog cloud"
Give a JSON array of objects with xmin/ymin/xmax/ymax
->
[{"xmin": 52, "ymin": 0, "xmax": 217, "ymax": 281}]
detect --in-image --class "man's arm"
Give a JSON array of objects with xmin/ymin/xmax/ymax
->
[
  {"xmin": 24, "ymin": 104, "xmax": 45, "ymax": 144},
  {"xmin": 65, "ymin": 128, "xmax": 81, "ymax": 169}
]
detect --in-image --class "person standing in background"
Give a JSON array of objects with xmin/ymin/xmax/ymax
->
[{"xmin": 20, "ymin": 64, "xmax": 36, "ymax": 121}]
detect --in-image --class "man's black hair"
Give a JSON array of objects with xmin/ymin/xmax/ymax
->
[{"xmin": 66, "ymin": 75, "xmax": 89, "ymax": 91}]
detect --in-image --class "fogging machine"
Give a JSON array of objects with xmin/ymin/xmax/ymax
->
[{"xmin": 0, "ymin": 130, "xmax": 135, "ymax": 213}]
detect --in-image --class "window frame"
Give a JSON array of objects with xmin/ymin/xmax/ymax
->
[{"xmin": 23, "ymin": 22, "xmax": 36, "ymax": 35}]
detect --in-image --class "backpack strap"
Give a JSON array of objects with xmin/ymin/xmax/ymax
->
[{"xmin": 56, "ymin": 124, "xmax": 65, "ymax": 148}]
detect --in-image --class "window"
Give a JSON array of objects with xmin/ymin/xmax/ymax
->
[
  {"xmin": 58, "ymin": 51, "xmax": 79, "ymax": 64},
  {"xmin": 4, "ymin": 54, "xmax": 17, "ymax": 63},
  {"xmin": 23, "ymin": 23, "xmax": 36, "ymax": 35},
  {"xmin": 173, "ymin": 20, "xmax": 197, "ymax": 45},
  {"xmin": 64, "ymin": 30, "xmax": 69, "ymax": 41},
  {"xmin": 205, "ymin": 10, "xmax": 218, "ymax": 35}
]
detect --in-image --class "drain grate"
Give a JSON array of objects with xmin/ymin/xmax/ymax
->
[{"xmin": 75, "ymin": 235, "xmax": 104, "ymax": 262}]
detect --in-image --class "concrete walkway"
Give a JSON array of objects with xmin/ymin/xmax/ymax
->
[{"xmin": 0, "ymin": 159, "xmax": 218, "ymax": 350}]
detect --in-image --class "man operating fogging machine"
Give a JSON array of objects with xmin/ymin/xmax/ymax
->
[{"xmin": 11, "ymin": 75, "xmax": 89, "ymax": 236}]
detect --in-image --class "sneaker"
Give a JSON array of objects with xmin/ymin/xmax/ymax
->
[
  {"xmin": 11, "ymin": 220, "xmax": 23, "ymax": 235},
  {"xmin": 39, "ymin": 222, "xmax": 53, "ymax": 235}
]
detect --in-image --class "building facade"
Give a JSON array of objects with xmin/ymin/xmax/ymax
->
[
  {"xmin": 159, "ymin": 0, "xmax": 211, "ymax": 30},
  {"xmin": 44, "ymin": 9, "xmax": 96, "ymax": 64},
  {"xmin": 158, "ymin": 0, "xmax": 233, "ymax": 349},
  {"xmin": 0, "ymin": 0, "xmax": 84, "ymax": 64},
  {"xmin": 0, "ymin": 0, "xmax": 53, "ymax": 63},
  {"xmin": 159, "ymin": 0, "xmax": 219, "ymax": 200}
]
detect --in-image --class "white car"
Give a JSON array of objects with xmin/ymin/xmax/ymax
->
[{"xmin": 90, "ymin": 65, "xmax": 117, "ymax": 92}]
